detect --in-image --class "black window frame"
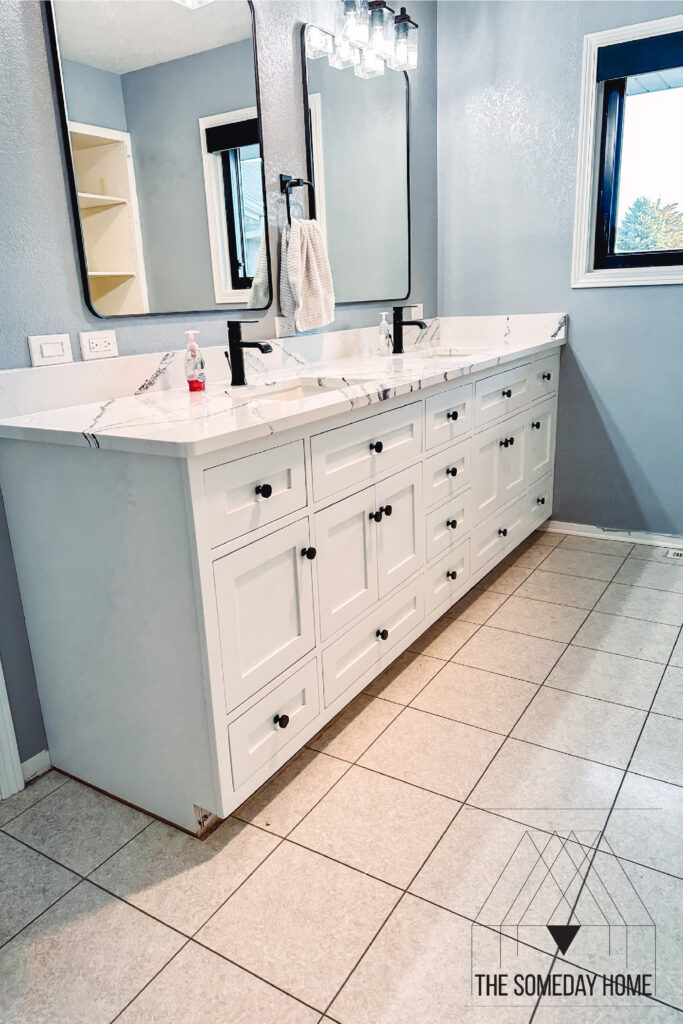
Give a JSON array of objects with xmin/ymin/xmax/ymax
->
[{"xmin": 221, "ymin": 146, "xmax": 256, "ymax": 291}]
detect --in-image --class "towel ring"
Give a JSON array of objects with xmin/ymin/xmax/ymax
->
[{"xmin": 280, "ymin": 174, "xmax": 317, "ymax": 226}]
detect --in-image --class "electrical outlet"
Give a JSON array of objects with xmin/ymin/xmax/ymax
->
[
  {"xmin": 28, "ymin": 334, "xmax": 73, "ymax": 367},
  {"xmin": 79, "ymin": 329, "xmax": 118, "ymax": 360},
  {"xmin": 275, "ymin": 316, "xmax": 296, "ymax": 338}
]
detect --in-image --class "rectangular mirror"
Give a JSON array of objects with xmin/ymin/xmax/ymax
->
[
  {"xmin": 48, "ymin": 0, "xmax": 271, "ymax": 317},
  {"xmin": 301, "ymin": 24, "xmax": 410, "ymax": 304}
]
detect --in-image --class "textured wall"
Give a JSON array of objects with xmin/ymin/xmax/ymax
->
[
  {"xmin": 437, "ymin": 0, "xmax": 683, "ymax": 534},
  {"xmin": 61, "ymin": 59, "xmax": 127, "ymax": 132}
]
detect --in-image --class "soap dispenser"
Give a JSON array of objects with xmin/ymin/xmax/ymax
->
[
  {"xmin": 378, "ymin": 312, "xmax": 392, "ymax": 355},
  {"xmin": 184, "ymin": 331, "xmax": 206, "ymax": 392}
]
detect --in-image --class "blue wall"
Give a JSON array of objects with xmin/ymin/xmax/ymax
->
[
  {"xmin": 61, "ymin": 58, "xmax": 127, "ymax": 132},
  {"xmin": 437, "ymin": 0, "xmax": 683, "ymax": 535}
]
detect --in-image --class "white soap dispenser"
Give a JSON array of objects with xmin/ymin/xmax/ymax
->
[{"xmin": 378, "ymin": 312, "xmax": 392, "ymax": 355}]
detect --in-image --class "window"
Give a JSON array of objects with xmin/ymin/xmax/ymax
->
[{"xmin": 572, "ymin": 16, "xmax": 683, "ymax": 287}]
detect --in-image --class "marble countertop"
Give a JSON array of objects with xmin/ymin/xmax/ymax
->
[{"xmin": 0, "ymin": 336, "xmax": 564, "ymax": 458}]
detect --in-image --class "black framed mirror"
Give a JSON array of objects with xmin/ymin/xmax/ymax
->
[
  {"xmin": 46, "ymin": 0, "xmax": 271, "ymax": 318},
  {"xmin": 301, "ymin": 23, "xmax": 411, "ymax": 305}
]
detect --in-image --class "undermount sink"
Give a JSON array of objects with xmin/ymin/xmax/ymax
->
[{"xmin": 258, "ymin": 383, "xmax": 327, "ymax": 402}]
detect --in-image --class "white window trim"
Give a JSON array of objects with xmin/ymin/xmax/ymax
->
[
  {"xmin": 572, "ymin": 13, "xmax": 683, "ymax": 288},
  {"xmin": 199, "ymin": 106, "xmax": 259, "ymax": 305}
]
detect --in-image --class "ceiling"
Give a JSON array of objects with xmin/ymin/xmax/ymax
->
[{"xmin": 54, "ymin": 0, "xmax": 253, "ymax": 75}]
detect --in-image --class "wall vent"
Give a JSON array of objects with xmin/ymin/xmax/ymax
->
[{"xmin": 665, "ymin": 548, "xmax": 683, "ymax": 561}]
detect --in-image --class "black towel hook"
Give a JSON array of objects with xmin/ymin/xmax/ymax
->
[{"xmin": 280, "ymin": 174, "xmax": 317, "ymax": 226}]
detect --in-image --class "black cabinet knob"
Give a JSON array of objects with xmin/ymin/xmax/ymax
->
[
  {"xmin": 446, "ymin": 519, "xmax": 458, "ymax": 529},
  {"xmin": 382, "ymin": 504, "xmax": 393, "ymax": 517},
  {"xmin": 301, "ymin": 546, "xmax": 317, "ymax": 559},
  {"xmin": 498, "ymin": 528, "xmax": 508, "ymax": 537},
  {"xmin": 509, "ymin": 436, "xmax": 515, "ymax": 446},
  {"xmin": 274, "ymin": 714, "xmax": 289, "ymax": 729},
  {"xmin": 369, "ymin": 509, "xmax": 383, "ymax": 523},
  {"xmin": 537, "ymin": 496, "xmax": 546, "ymax": 505},
  {"xmin": 542, "ymin": 372, "xmax": 552, "ymax": 381},
  {"xmin": 531, "ymin": 421, "xmax": 541, "ymax": 430},
  {"xmin": 376, "ymin": 628, "xmax": 389, "ymax": 640},
  {"xmin": 255, "ymin": 483, "xmax": 273, "ymax": 498},
  {"xmin": 500, "ymin": 439, "xmax": 509, "ymax": 448},
  {"xmin": 502, "ymin": 388, "xmax": 512, "ymax": 398},
  {"xmin": 446, "ymin": 466, "xmax": 458, "ymax": 477},
  {"xmin": 369, "ymin": 441, "xmax": 384, "ymax": 454},
  {"xmin": 446, "ymin": 570, "xmax": 458, "ymax": 580},
  {"xmin": 446, "ymin": 410, "xmax": 459, "ymax": 421}
]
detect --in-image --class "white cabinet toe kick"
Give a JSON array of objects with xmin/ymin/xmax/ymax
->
[{"xmin": 0, "ymin": 349, "xmax": 561, "ymax": 833}]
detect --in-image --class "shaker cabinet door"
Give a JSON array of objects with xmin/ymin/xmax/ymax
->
[
  {"xmin": 527, "ymin": 397, "xmax": 557, "ymax": 483},
  {"xmin": 315, "ymin": 488, "xmax": 378, "ymax": 640},
  {"xmin": 375, "ymin": 464, "xmax": 424, "ymax": 598}
]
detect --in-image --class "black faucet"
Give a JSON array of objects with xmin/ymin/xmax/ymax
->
[
  {"xmin": 225, "ymin": 320, "xmax": 273, "ymax": 386},
  {"xmin": 392, "ymin": 306, "xmax": 428, "ymax": 354}
]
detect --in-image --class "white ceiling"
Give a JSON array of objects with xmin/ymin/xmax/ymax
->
[{"xmin": 54, "ymin": 0, "xmax": 253, "ymax": 75}]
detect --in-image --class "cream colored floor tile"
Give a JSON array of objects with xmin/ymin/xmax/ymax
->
[
  {"xmin": 4, "ymin": 779, "xmax": 151, "ymax": 875},
  {"xmin": 0, "ymin": 832, "xmax": 78, "ymax": 946},
  {"xmin": 559, "ymin": 534, "xmax": 634, "ymax": 557},
  {"xmin": 308, "ymin": 694, "xmax": 401, "ymax": 763},
  {"xmin": 196, "ymin": 842, "xmax": 399, "ymax": 1011},
  {"xmin": 629, "ymin": 544, "xmax": 680, "ymax": 563},
  {"xmin": 486, "ymin": 595, "xmax": 588, "ymax": 642},
  {"xmin": 596, "ymin": 582, "xmax": 683, "ymax": 626},
  {"xmin": 502, "ymin": 538, "xmax": 553, "ymax": 570},
  {"xmin": 541, "ymin": 547, "xmax": 625, "ymax": 582},
  {"xmin": 408, "ymin": 615, "xmax": 479, "ymax": 660},
  {"xmin": 330, "ymin": 893, "xmax": 549, "ymax": 1024},
  {"xmin": 614, "ymin": 558, "xmax": 683, "ymax": 594},
  {"xmin": 535, "ymin": 1001, "xmax": 682, "ymax": 1022},
  {"xmin": 545, "ymin": 646, "xmax": 663, "ymax": 710},
  {"xmin": 0, "ymin": 770, "xmax": 68, "ymax": 828},
  {"xmin": 469, "ymin": 738, "xmax": 623, "ymax": 832},
  {"xmin": 515, "ymin": 569, "xmax": 607, "ymax": 610},
  {"xmin": 233, "ymin": 749, "xmax": 349, "ymax": 836},
  {"xmin": 602, "ymin": 772, "xmax": 683, "ymax": 877},
  {"xmin": 532, "ymin": 529, "xmax": 566, "ymax": 548},
  {"xmin": 411, "ymin": 662, "xmax": 537, "ymax": 734},
  {"xmin": 364, "ymin": 650, "xmax": 444, "ymax": 704},
  {"xmin": 453, "ymin": 625, "xmax": 565, "ymax": 683},
  {"xmin": 359, "ymin": 707, "xmax": 502, "ymax": 800},
  {"xmin": 653, "ymin": 666, "xmax": 683, "ymax": 720},
  {"xmin": 475, "ymin": 562, "xmax": 533, "ymax": 594},
  {"xmin": 0, "ymin": 880, "xmax": 183, "ymax": 1024},
  {"xmin": 630, "ymin": 713, "xmax": 683, "ymax": 787},
  {"xmin": 91, "ymin": 817, "xmax": 279, "ymax": 934},
  {"xmin": 573, "ymin": 611, "xmax": 678, "ymax": 664},
  {"xmin": 118, "ymin": 941, "xmax": 319, "ymax": 1024},
  {"xmin": 445, "ymin": 587, "xmax": 508, "ymax": 625},
  {"xmin": 512, "ymin": 687, "xmax": 646, "ymax": 769},
  {"xmin": 671, "ymin": 633, "xmax": 683, "ymax": 668},
  {"xmin": 290, "ymin": 765, "xmax": 457, "ymax": 888}
]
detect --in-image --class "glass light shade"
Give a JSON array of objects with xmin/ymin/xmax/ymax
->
[
  {"xmin": 387, "ymin": 7, "xmax": 418, "ymax": 71},
  {"xmin": 306, "ymin": 26, "xmax": 334, "ymax": 59},
  {"xmin": 328, "ymin": 38, "xmax": 362, "ymax": 70},
  {"xmin": 355, "ymin": 47, "xmax": 385, "ymax": 79},
  {"xmin": 334, "ymin": 0, "xmax": 369, "ymax": 45},
  {"xmin": 368, "ymin": 2, "xmax": 395, "ymax": 61}
]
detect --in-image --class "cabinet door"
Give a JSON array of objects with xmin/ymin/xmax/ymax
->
[
  {"xmin": 214, "ymin": 519, "xmax": 316, "ymax": 713},
  {"xmin": 376, "ymin": 464, "xmax": 424, "ymax": 598},
  {"xmin": 471, "ymin": 422, "xmax": 504, "ymax": 524},
  {"xmin": 499, "ymin": 411, "xmax": 528, "ymax": 507},
  {"xmin": 315, "ymin": 488, "xmax": 378, "ymax": 640},
  {"xmin": 527, "ymin": 397, "xmax": 557, "ymax": 483}
]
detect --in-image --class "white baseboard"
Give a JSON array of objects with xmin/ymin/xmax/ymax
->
[
  {"xmin": 21, "ymin": 749, "xmax": 51, "ymax": 782},
  {"xmin": 539, "ymin": 520, "xmax": 683, "ymax": 550}
]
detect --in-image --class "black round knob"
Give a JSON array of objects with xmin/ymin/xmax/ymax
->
[
  {"xmin": 446, "ymin": 466, "xmax": 458, "ymax": 477},
  {"xmin": 274, "ymin": 714, "xmax": 289, "ymax": 729},
  {"xmin": 446, "ymin": 570, "xmax": 458, "ymax": 580},
  {"xmin": 376, "ymin": 628, "xmax": 389, "ymax": 640},
  {"xmin": 369, "ymin": 441, "xmax": 383, "ymax": 454},
  {"xmin": 502, "ymin": 388, "xmax": 512, "ymax": 398},
  {"xmin": 500, "ymin": 439, "xmax": 509, "ymax": 448},
  {"xmin": 531, "ymin": 421, "xmax": 541, "ymax": 430},
  {"xmin": 542, "ymin": 372, "xmax": 552, "ymax": 381},
  {"xmin": 301, "ymin": 546, "xmax": 317, "ymax": 559},
  {"xmin": 537, "ymin": 496, "xmax": 546, "ymax": 505},
  {"xmin": 446, "ymin": 519, "xmax": 457, "ymax": 529},
  {"xmin": 369, "ymin": 509, "xmax": 383, "ymax": 523},
  {"xmin": 255, "ymin": 483, "xmax": 273, "ymax": 498},
  {"xmin": 508, "ymin": 436, "xmax": 515, "ymax": 446},
  {"xmin": 498, "ymin": 528, "xmax": 508, "ymax": 537},
  {"xmin": 447, "ymin": 410, "xmax": 459, "ymax": 421},
  {"xmin": 382, "ymin": 505, "xmax": 393, "ymax": 517}
]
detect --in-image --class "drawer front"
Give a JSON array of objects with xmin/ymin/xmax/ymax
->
[
  {"xmin": 204, "ymin": 441, "xmax": 306, "ymax": 549},
  {"xmin": 423, "ymin": 438, "xmax": 471, "ymax": 510},
  {"xmin": 527, "ymin": 396, "xmax": 557, "ymax": 484},
  {"xmin": 214, "ymin": 519, "xmax": 316, "ymax": 713},
  {"xmin": 376, "ymin": 464, "xmax": 425, "ymax": 598},
  {"xmin": 229, "ymin": 659, "xmax": 320, "ymax": 790},
  {"xmin": 425, "ymin": 538, "xmax": 471, "ymax": 614},
  {"xmin": 426, "ymin": 488, "xmax": 472, "ymax": 563},
  {"xmin": 315, "ymin": 487, "xmax": 378, "ymax": 640},
  {"xmin": 311, "ymin": 402, "xmax": 422, "ymax": 501},
  {"xmin": 322, "ymin": 580, "xmax": 424, "ymax": 707},
  {"xmin": 530, "ymin": 352, "xmax": 560, "ymax": 402},
  {"xmin": 425, "ymin": 383, "xmax": 473, "ymax": 450},
  {"xmin": 472, "ymin": 494, "xmax": 528, "ymax": 573},
  {"xmin": 527, "ymin": 472, "xmax": 554, "ymax": 529},
  {"xmin": 474, "ymin": 363, "xmax": 530, "ymax": 426}
]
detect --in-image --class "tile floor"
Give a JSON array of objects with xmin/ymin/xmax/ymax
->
[{"xmin": 1, "ymin": 530, "xmax": 682, "ymax": 1023}]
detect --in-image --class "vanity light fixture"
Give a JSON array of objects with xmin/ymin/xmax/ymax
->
[
  {"xmin": 368, "ymin": 0, "xmax": 395, "ymax": 61},
  {"xmin": 306, "ymin": 26, "xmax": 334, "ymax": 59},
  {"xmin": 387, "ymin": 6, "xmax": 418, "ymax": 71},
  {"xmin": 355, "ymin": 46, "xmax": 385, "ymax": 78},
  {"xmin": 335, "ymin": 0, "xmax": 369, "ymax": 46},
  {"xmin": 328, "ymin": 37, "xmax": 362, "ymax": 70},
  {"xmin": 171, "ymin": 0, "xmax": 216, "ymax": 8}
]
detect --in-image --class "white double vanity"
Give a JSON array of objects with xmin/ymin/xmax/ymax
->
[{"xmin": 0, "ymin": 316, "xmax": 565, "ymax": 832}]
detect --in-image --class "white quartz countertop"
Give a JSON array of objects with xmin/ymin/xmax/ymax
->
[{"xmin": 0, "ymin": 337, "xmax": 564, "ymax": 458}]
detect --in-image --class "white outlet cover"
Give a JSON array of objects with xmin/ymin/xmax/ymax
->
[
  {"xmin": 275, "ymin": 316, "xmax": 296, "ymax": 338},
  {"xmin": 79, "ymin": 329, "xmax": 118, "ymax": 360},
  {"xmin": 28, "ymin": 334, "xmax": 73, "ymax": 367}
]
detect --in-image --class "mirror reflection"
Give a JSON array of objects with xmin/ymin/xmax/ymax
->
[{"xmin": 51, "ymin": 0, "xmax": 270, "ymax": 316}]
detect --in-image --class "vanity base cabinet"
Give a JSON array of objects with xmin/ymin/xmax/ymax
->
[{"xmin": 0, "ymin": 348, "xmax": 560, "ymax": 834}]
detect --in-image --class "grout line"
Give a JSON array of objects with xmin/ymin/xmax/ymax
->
[
  {"xmin": 0, "ymin": 872, "xmax": 83, "ymax": 955},
  {"xmin": 0, "ymin": 771, "xmax": 70, "ymax": 829},
  {"xmin": 109, "ymin": 940, "xmax": 191, "ymax": 1022}
]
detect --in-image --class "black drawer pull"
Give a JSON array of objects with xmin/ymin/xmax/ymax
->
[
  {"xmin": 446, "ymin": 519, "xmax": 458, "ymax": 530},
  {"xmin": 531, "ymin": 421, "xmax": 541, "ymax": 430},
  {"xmin": 498, "ymin": 528, "xmax": 508, "ymax": 537},
  {"xmin": 274, "ymin": 714, "xmax": 289, "ymax": 729},
  {"xmin": 446, "ymin": 466, "xmax": 458, "ymax": 477},
  {"xmin": 369, "ymin": 441, "xmax": 383, "ymax": 454},
  {"xmin": 499, "ymin": 436, "xmax": 515, "ymax": 448},
  {"xmin": 376, "ymin": 628, "xmax": 389, "ymax": 641},
  {"xmin": 446, "ymin": 410, "xmax": 459, "ymax": 421},
  {"xmin": 542, "ymin": 372, "xmax": 552, "ymax": 381},
  {"xmin": 446, "ymin": 570, "xmax": 458, "ymax": 580},
  {"xmin": 537, "ymin": 496, "xmax": 546, "ymax": 505},
  {"xmin": 255, "ymin": 483, "xmax": 273, "ymax": 498},
  {"xmin": 502, "ymin": 388, "xmax": 512, "ymax": 398},
  {"xmin": 301, "ymin": 546, "xmax": 317, "ymax": 559}
]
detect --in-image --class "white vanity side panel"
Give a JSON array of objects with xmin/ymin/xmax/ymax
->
[{"xmin": 0, "ymin": 440, "xmax": 217, "ymax": 832}]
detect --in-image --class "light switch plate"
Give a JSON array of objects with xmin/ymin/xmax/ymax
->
[
  {"xmin": 275, "ymin": 316, "xmax": 296, "ymax": 338},
  {"xmin": 80, "ymin": 329, "xmax": 118, "ymax": 360},
  {"xmin": 28, "ymin": 334, "xmax": 73, "ymax": 367}
]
